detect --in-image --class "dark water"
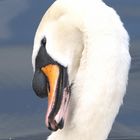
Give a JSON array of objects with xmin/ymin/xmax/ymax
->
[{"xmin": 0, "ymin": 0, "xmax": 140, "ymax": 139}]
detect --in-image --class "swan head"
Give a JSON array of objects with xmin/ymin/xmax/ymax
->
[{"xmin": 32, "ymin": 10, "xmax": 83, "ymax": 131}]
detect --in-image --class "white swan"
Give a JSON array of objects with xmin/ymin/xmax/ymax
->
[{"xmin": 32, "ymin": 0, "xmax": 131, "ymax": 140}]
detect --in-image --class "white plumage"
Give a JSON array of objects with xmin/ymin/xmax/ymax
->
[{"xmin": 32, "ymin": 0, "xmax": 131, "ymax": 139}]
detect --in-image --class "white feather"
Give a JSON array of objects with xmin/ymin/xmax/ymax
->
[{"xmin": 32, "ymin": 0, "xmax": 131, "ymax": 139}]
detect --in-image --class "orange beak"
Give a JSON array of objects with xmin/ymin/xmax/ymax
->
[
  {"xmin": 41, "ymin": 65, "xmax": 59, "ymax": 109},
  {"xmin": 41, "ymin": 64, "xmax": 71, "ymax": 131}
]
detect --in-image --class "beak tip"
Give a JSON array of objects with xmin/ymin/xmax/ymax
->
[
  {"xmin": 46, "ymin": 119, "xmax": 59, "ymax": 131},
  {"xmin": 45, "ymin": 117, "xmax": 64, "ymax": 131}
]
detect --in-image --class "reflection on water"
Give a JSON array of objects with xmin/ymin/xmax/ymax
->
[{"xmin": 0, "ymin": 0, "xmax": 140, "ymax": 139}]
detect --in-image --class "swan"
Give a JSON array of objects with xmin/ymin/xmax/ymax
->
[{"xmin": 32, "ymin": 0, "xmax": 131, "ymax": 139}]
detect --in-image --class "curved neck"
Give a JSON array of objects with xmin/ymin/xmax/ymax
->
[
  {"xmin": 47, "ymin": 0, "xmax": 129, "ymax": 139},
  {"xmin": 65, "ymin": 23, "xmax": 127, "ymax": 139},
  {"xmin": 48, "ymin": 31, "xmax": 124, "ymax": 140}
]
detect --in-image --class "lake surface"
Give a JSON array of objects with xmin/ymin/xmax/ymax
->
[{"xmin": 0, "ymin": 0, "xmax": 140, "ymax": 139}]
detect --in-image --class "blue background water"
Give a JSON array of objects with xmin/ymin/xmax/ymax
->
[{"xmin": 0, "ymin": 0, "xmax": 140, "ymax": 139}]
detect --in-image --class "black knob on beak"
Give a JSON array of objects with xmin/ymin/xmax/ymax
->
[{"xmin": 32, "ymin": 70, "xmax": 49, "ymax": 98}]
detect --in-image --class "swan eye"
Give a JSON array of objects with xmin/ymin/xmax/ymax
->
[{"xmin": 41, "ymin": 37, "xmax": 46, "ymax": 46}]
